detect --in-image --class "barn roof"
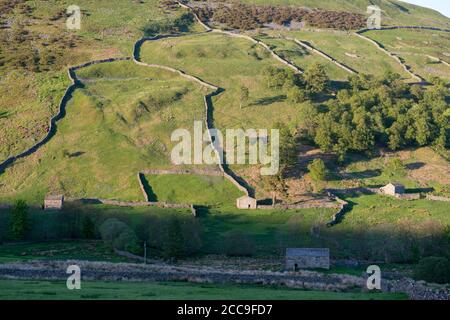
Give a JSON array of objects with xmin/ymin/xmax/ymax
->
[
  {"xmin": 286, "ymin": 248, "xmax": 329, "ymax": 257},
  {"xmin": 386, "ymin": 182, "xmax": 404, "ymax": 188},
  {"xmin": 237, "ymin": 196, "xmax": 256, "ymax": 201}
]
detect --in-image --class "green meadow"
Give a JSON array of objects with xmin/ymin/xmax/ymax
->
[
  {"xmin": 0, "ymin": 60, "xmax": 211, "ymax": 203},
  {"xmin": 263, "ymin": 29, "xmax": 412, "ymax": 79},
  {"xmin": 0, "ymin": 280, "xmax": 407, "ymax": 300},
  {"xmin": 139, "ymin": 32, "xmax": 302, "ymax": 131},
  {"xmin": 364, "ymin": 29, "xmax": 450, "ymax": 82},
  {"xmin": 143, "ymin": 174, "xmax": 243, "ymax": 205},
  {"xmin": 0, "ymin": 0, "xmax": 196, "ymax": 163}
]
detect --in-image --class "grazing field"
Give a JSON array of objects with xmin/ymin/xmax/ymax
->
[
  {"xmin": 0, "ymin": 60, "xmax": 210, "ymax": 203},
  {"xmin": 143, "ymin": 174, "xmax": 243, "ymax": 205},
  {"xmin": 328, "ymin": 147, "xmax": 450, "ymax": 191},
  {"xmin": 254, "ymin": 35, "xmax": 349, "ymax": 81},
  {"xmin": 0, "ymin": 0, "xmax": 195, "ymax": 163},
  {"xmin": 263, "ymin": 30, "xmax": 412, "ymax": 79},
  {"xmin": 337, "ymin": 194, "xmax": 450, "ymax": 226},
  {"xmin": 139, "ymin": 32, "xmax": 302, "ymax": 131},
  {"xmin": 0, "ymin": 280, "xmax": 407, "ymax": 300},
  {"xmin": 0, "ymin": 241, "xmax": 130, "ymax": 264},
  {"xmin": 200, "ymin": 206, "xmax": 336, "ymax": 255},
  {"xmin": 364, "ymin": 29, "xmax": 450, "ymax": 82}
]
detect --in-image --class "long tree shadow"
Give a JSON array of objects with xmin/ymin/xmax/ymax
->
[{"xmin": 249, "ymin": 95, "xmax": 286, "ymax": 106}]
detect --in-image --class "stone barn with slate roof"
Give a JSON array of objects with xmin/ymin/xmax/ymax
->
[
  {"xmin": 380, "ymin": 183, "xmax": 405, "ymax": 196},
  {"xmin": 236, "ymin": 196, "xmax": 257, "ymax": 209},
  {"xmin": 44, "ymin": 195, "xmax": 64, "ymax": 210},
  {"xmin": 285, "ymin": 248, "xmax": 330, "ymax": 270}
]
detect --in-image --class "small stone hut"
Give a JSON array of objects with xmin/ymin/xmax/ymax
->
[
  {"xmin": 285, "ymin": 248, "xmax": 330, "ymax": 270},
  {"xmin": 44, "ymin": 195, "xmax": 64, "ymax": 210},
  {"xmin": 380, "ymin": 183, "xmax": 405, "ymax": 196},
  {"xmin": 236, "ymin": 196, "xmax": 257, "ymax": 209}
]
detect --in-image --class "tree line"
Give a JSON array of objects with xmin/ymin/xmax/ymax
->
[{"xmin": 263, "ymin": 64, "xmax": 449, "ymax": 165}]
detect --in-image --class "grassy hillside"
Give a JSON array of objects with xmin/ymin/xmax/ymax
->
[
  {"xmin": 0, "ymin": 60, "xmax": 210, "ymax": 203},
  {"xmin": 241, "ymin": 0, "xmax": 450, "ymax": 28},
  {"xmin": 364, "ymin": 28, "xmax": 450, "ymax": 82},
  {"xmin": 140, "ymin": 32, "xmax": 302, "ymax": 131},
  {"xmin": 262, "ymin": 29, "xmax": 412, "ymax": 79},
  {"xmin": 254, "ymin": 35, "xmax": 350, "ymax": 81},
  {"xmin": 0, "ymin": 0, "xmax": 195, "ymax": 163}
]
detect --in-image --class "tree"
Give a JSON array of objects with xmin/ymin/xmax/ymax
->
[
  {"xmin": 239, "ymin": 86, "xmax": 249, "ymax": 109},
  {"xmin": 307, "ymin": 159, "xmax": 328, "ymax": 182},
  {"xmin": 163, "ymin": 218, "xmax": 184, "ymax": 260},
  {"xmin": 9, "ymin": 200, "xmax": 29, "ymax": 240},
  {"xmin": 264, "ymin": 173, "xmax": 288, "ymax": 205},
  {"xmin": 304, "ymin": 63, "xmax": 329, "ymax": 94},
  {"xmin": 99, "ymin": 218, "xmax": 139, "ymax": 253},
  {"xmin": 275, "ymin": 123, "xmax": 297, "ymax": 173},
  {"xmin": 82, "ymin": 216, "xmax": 95, "ymax": 239},
  {"xmin": 224, "ymin": 230, "xmax": 254, "ymax": 256},
  {"xmin": 287, "ymin": 86, "xmax": 308, "ymax": 104},
  {"xmin": 383, "ymin": 158, "xmax": 406, "ymax": 178},
  {"xmin": 413, "ymin": 257, "xmax": 450, "ymax": 284}
]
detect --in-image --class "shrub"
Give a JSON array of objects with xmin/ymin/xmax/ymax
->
[
  {"xmin": 162, "ymin": 218, "xmax": 184, "ymax": 260},
  {"xmin": 287, "ymin": 86, "xmax": 308, "ymax": 104},
  {"xmin": 308, "ymin": 159, "xmax": 328, "ymax": 182},
  {"xmin": 113, "ymin": 229, "xmax": 140, "ymax": 253},
  {"xmin": 383, "ymin": 158, "xmax": 406, "ymax": 178},
  {"xmin": 99, "ymin": 218, "xmax": 139, "ymax": 253},
  {"xmin": 413, "ymin": 257, "xmax": 450, "ymax": 284},
  {"xmin": 9, "ymin": 200, "xmax": 29, "ymax": 240},
  {"xmin": 82, "ymin": 216, "xmax": 95, "ymax": 239},
  {"xmin": 224, "ymin": 230, "xmax": 254, "ymax": 257},
  {"xmin": 142, "ymin": 12, "xmax": 194, "ymax": 36}
]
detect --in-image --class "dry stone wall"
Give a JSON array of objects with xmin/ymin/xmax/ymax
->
[
  {"xmin": 354, "ymin": 31, "xmax": 424, "ymax": 82},
  {"xmin": 355, "ymin": 26, "xmax": 450, "ymax": 83},
  {"xmin": 426, "ymin": 195, "xmax": 450, "ymax": 202},
  {"xmin": 0, "ymin": 57, "xmax": 131, "ymax": 175},
  {"xmin": 284, "ymin": 37, "xmax": 357, "ymax": 75}
]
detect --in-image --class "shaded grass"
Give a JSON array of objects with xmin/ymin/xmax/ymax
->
[
  {"xmin": 199, "ymin": 206, "xmax": 335, "ymax": 255},
  {"xmin": 0, "ymin": 279, "xmax": 408, "ymax": 300},
  {"xmin": 0, "ymin": 240, "xmax": 129, "ymax": 264}
]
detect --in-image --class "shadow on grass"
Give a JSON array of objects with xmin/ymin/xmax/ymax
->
[
  {"xmin": 0, "ymin": 111, "xmax": 10, "ymax": 119},
  {"xmin": 405, "ymin": 162, "xmax": 425, "ymax": 170},
  {"xmin": 341, "ymin": 169, "xmax": 382, "ymax": 180},
  {"xmin": 139, "ymin": 175, "xmax": 158, "ymax": 202},
  {"xmin": 249, "ymin": 95, "xmax": 286, "ymax": 106}
]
